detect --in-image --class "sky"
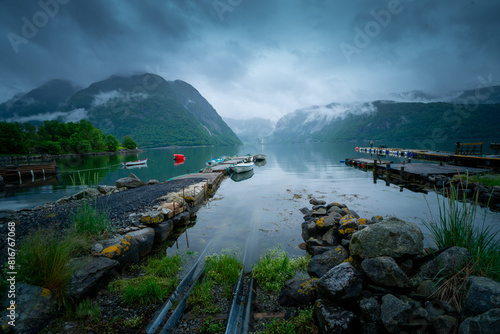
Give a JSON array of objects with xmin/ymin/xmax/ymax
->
[{"xmin": 1, "ymin": 0, "xmax": 499, "ymax": 121}]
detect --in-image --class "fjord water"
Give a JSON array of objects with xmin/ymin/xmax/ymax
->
[{"xmin": 3, "ymin": 142, "xmax": 499, "ymax": 262}]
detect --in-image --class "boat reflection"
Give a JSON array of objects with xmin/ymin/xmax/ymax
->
[{"xmin": 230, "ymin": 169, "xmax": 254, "ymax": 182}]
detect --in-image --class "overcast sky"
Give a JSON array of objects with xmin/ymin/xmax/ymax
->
[{"xmin": 1, "ymin": 0, "xmax": 499, "ymax": 121}]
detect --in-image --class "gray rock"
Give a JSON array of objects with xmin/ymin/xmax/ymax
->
[
  {"xmin": 322, "ymin": 228, "xmax": 338, "ymax": 245},
  {"xmin": 147, "ymin": 179, "xmax": 160, "ymax": 185},
  {"xmin": 278, "ymin": 278, "xmax": 318, "ymax": 307},
  {"xmin": 1, "ymin": 283, "xmax": 58, "ymax": 334},
  {"xmin": 462, "ymin": 276, "xmax": 500, "ymax": 318},
  {"xmin": 361, "ymin": 256, "xmax": 412, "ymax": 289},
  {"xmin": 71, "ymin": 187, "xmax": 100, "ymax": 200},
  {"xmin": 417, "ymin": 246, "xmax": 470, "ymax": 279},
  {"xmin": 359, "ymin": 297, "xmax": 381, "ymax": 323},
  {"xmin": 416, "ymin": 279, "xmax": 438, "ymax": 297},
  {"xmin": 302, "ymin": 221, "xmax": 322, "ymax": 242},
  {"xmin": 97, "ymin": 185, "xmax": 117, "ymax": 195},
  {"xmin": 67, "ymin": 256, "xmax": 119, "ymax": 300},
  {"xmin": 434, "ymin": 315, "xmax": 458, "ymax": 334},
  {"xmin": 115, "ymin": 173, "xmax": 145, "ymax": 188},
  {"xmin": 459, "ymin": 308, "xmax": 500, "ymax": 334},
  {"xmin": 312, "ymin": 207, "xmax": 327, "ymax": 215},
  {"xmin": 55, "ymin": 196, "xmax": 70, "ymax": 204},
  {"xmin": 309, "ymin": 246, "xmax": 335, "ymax": 256},
  {"xmin": 318, "ymin": 262, "xmax": 363, "ymax": 303},
  {"xmin": 350, "ymin": 217, "xmax": 424, "ymax": 259},
  {"xmin": 308, "ymin": 246, "xmax": 349, "ymax": 278},
  {"xmin": 313, "ymin": 299, "xmax": 358, "ymax": 334},
  {"xmin": 153, "ymin": 220, "xmax": 174, "ymax": 243},
  {"xmin": 310, "ymin": 198, "xmax": 326, "ymax": 205},
  {"xmin": 380, "ymin": 294, "xmax": 412, "ymax": 333},
  {"xmin": 127, "ymin": 228, "xmax": 155, "ymax": 258},
  {"xmin": 140, "ymin": 211, "xmax": 164, "ymax": 225},
  {"xmin": 98, "ymin": 234, "xmax": 140, "ymax": 267}
]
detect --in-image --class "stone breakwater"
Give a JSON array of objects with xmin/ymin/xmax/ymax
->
[
  {"xmin": 0, "ymin": 172, "xmax": 218, "ymax": 333},
  {"xmin": 278, "ymin": 198, "xmax": 500, "ymax": 334}
]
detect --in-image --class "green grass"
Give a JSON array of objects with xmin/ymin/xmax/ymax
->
[
  {"xmin": 17, "ymin": 229, "xmax": 75, "ymax": 306},
  {"xmin": 109, "ymin": 254, "xmax": 182, "ymax": 305},
  {"xmin": 70, "ymin": 200, "xmax": 113, "ymax": 240},
  {"xmin": 74, "ymin": 299, "xmax": 101, "ymax": 322},
  {"xmin": 453, "ymin": 173, "xmax": 500, "ymax": 187},
  {"xmin": 255, "ymin": 307, "xmax": 317, "ymax": 334},
  {"xmin": 252, "ymin": 247, "xmax": 311, "ymax": 293},
  {"xmin": 188, "ymin": 253, "xmax": 243, "ymax": 314},
  {"xmin": 423, "ymin": 183, "xmax": 500, "ymax": 281}
]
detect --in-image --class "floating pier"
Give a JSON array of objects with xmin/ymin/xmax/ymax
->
[
  {"xmin": 356, "ymin": 143, "xmax": 500, "ymax": 169},
  {"xmin": 0, "ymin": 162, "xmax": 58, "ymax": 185}
]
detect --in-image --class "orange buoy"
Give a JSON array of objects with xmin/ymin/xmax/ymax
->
[{"xmin": 355, "ymin": 147, "xmax": 359, "ymax": 152}]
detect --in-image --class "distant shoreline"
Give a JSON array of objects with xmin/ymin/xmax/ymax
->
[{"xmin": 0, "ymin": 148, "xmax": 142, "ymax": 164}]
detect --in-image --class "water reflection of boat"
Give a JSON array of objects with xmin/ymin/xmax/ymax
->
[
  {"xmin": 230, "ymin": 169, "xmax": 254, "ymax": 182},
  {"xmin": 121, "ymin": 158, "xmax": 148, "ymax": 167},
  {"xmin": 253, "ymin": 154, "xmax": 266, "ymax": 161}
]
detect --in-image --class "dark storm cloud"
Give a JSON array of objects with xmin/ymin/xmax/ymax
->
[{"xmin": 0, "ymin": 0, "xmax": 499, "ymax": 120}]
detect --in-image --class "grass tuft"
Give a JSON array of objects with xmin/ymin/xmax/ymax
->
[
  {"xmin": 255, "ymin": 307, "xmax": 317, "ymax": 334},
  {"xmin": 70, "ymin": 200, "xmax": 113, "ymax": 240},
  {"xmin": 423, "ymin": 177, "xmax": 500, "ymax": 281},
  {"xmin": 17, "ymin": 229, "xmax": 75, "ymax": 306},
  {"xmin": 74, "ymin": 299, "xmax": 101, "ymax": 322},
  {"xmin": 252, "ymin": 247, "xmax": 310, "ymax": 293}
]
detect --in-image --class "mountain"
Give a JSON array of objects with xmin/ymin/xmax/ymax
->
[
  {"xmin": 269, "ymin": 100, "xmax": 500, "ymax": 143},
  {"xmin": 0, "ymin": 79, "xmax": 80, "ymax": 121},
  {"xmin": 224, "ymin": 117, "xmax": 275, "ymax": 144},
  {"xmin": 1, "ymin": 74, "xmax": 241, "ymax": 147}
]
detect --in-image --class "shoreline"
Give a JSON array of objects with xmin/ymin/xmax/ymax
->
[{"xmin": 0, "ymin": 148, "xmax": 142, "ymax": 164}]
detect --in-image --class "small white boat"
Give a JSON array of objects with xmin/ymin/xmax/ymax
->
[
  {"xmin": 229, "ymin": 161, "xmax": 254, "ymax": 174},
  {"xmin": 121, "ymin": 158, "xmax": 148, "ymax": 167}
]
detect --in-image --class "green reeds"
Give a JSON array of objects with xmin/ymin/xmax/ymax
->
[
  {"xmin": 423, "ymin": 177, "xmax": 500, "ymax": 281},
  {"xmin": 17, "ymin": 229, "xmax": 75, "ymax": 306}
]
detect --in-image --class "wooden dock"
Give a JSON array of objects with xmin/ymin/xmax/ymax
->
[
  {"xmin": 356, "ymin": 145, "xmax": 500, "ymax": 169},
  {"xmin": 0, "ymin": 162, "xmax": 58, "ymax": 184},
  {"xmin": 344, "ymin": 158, "xmax": 391, "ymax": 170}
]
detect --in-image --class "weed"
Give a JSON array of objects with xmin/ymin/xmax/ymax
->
[
  {"xmin": 423, "ymin": 180, "xmax": 500, "ymax": 281},
  {"xmin": 252, "ymin": 247, "xmax": 310, "ymax": 293},
  {"xmin": 199, "ymin": 317, "xmax": 225, "ymax": 333},
  {"xmin": 189, "ymin": 279, "xmax": 220, "ymax": 314},
  {"xmin": 70, "ymin": 200, "xmax": 113, "ymax": 240},
  {"xmin": 453, "ymin": 173, "xmax": 500, "ymax": 187},
  {"xmin": 17, "ymin": 229, "xmax": 74, "ymax": 306},
  {"xmin": 146, "ymin": 254, "xmax": 182, "ymax": 278},
  {"xmin": 122, "ymin": 315, "xmax": 143, "ymax": 328},
  {"xmin": 74, "ymin": 299, "xmax": 100, "ymax": 322},
  {"xmin": 122, "ymin": 276, "xmax": 166, "ymax": 304},
  {"xmin": 205, "ymin": 253, "xmax": 243, "ymax": 298},
  {"xmin": 255, "ymin": 307, "xmax": 317, "ymax": 334}
]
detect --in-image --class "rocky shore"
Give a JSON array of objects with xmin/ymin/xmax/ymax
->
[{"xmin": 277, "ymin": 198, "xmax": 500, "ymax": 333}]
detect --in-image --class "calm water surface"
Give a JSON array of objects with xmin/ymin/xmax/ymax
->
[{"xmin": 2, "ymin": 142, "xmax": 499, "ymax": 264}]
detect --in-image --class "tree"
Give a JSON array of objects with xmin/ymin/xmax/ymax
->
[
  {"xmin": 0, "ymin": 122, "xmax": 27, "ymax": 154},
  {"xmin": 104, "ymin": 134, "xmax": 119, "ymax": 151},
  {"xmin": 121, "ymin": 135, "xmax": 137, "ymax": 149}
]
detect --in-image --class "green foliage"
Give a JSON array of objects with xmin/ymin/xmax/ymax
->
[
  {"xmin": 252, "ymin": 247, "xmax": 309, "ymax": 293},
  {"xmin": 256, "ymin": 307, "xmax": 317, "ymax": 334},
  {"xmin": 423, "ymin": 182, "xmax": 500, "ymax": 281},
  {"xmin": 453, "ymin": 173, "xmax": 500, "ymax": 187},
  {"xmin": 0, "ymin": 119, "xmax": 124, "ymax": 155},
  {"xmin": 205, "ymin": 253, "xmax": 243, "ymax": 298},
  {"xmin": 121, "ymin": 135, "xmax": 137, "ymax": 149},
  {"xmin": 74, "ymin": 299, "xmax": 101, "ymax": 322},
  {"xmin": 70, "ymin": 200, "xmax": 113, "ymax": 240},
  {"xmin": 17, "ymin": 229, "xmax": 75, "ymax": 305},
  {"xmin": 199, "ymin": 318, "xmax": 225, "ymax": 333},
  {"xmin": 189, "ymin": 279, "xmax": 219, "ymax": 314},
  {"xmin": 109, "ymin": 254, "xmax": 182, "ymax": 305}
]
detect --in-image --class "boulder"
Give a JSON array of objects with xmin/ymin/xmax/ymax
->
[
  {"xmin": 308, "ymin": 246, "xmax": 349, "ymax": 278},
  {"xmin": 434, "ymin": 315, "xmax": 457, "ymax": 334},
  {"xmin": 140, "ymin": 211, "xmax": 164, "ymax": 225},
  {"xmin": 350, "ymin": 217, "xmax": 424, "ymax": 259},
  {"xmin": 302, "ymin": 222, "xmax": 323, "ymax": 242},
  {"xmin": 126, "ymin": 228, "xmax": 155, "ymax": 257},
  {"xmin": 461, "ymin": 276, "xmax": 500, "ymax": 318},
  {"xmin": 115, "ymin": 173, "xmax": 145, "ymax": 188},
  {"xmin": 67, "ymin": 256, "xmax": 120, "ymax": 300},
  {"xmin": 71, "ymin": 187, "xmax": 100, "ymax": 200},
  {"xmin": 278, "ymin": 278, "xmax": 318, "ymax": 307},
  {"xmin": 153, "ymin": 220, "xmax": 174, "ymax": 243},
  {"xmin": 459, "ymin": 308, "xmax": 500, "ymax": 334},
  {"xmin": 1, "ymin": 283, "xmax": 58, "ymax": 334},
  {"xmin": 417, "ymin": 247, "xmax": 470, "ymax": 279},
  {"xmin": 380, "ymin": 294, "xmax": 413, "ymax": 333},
  {"xmin": 317, "ymin": 262, "xmax": 363, "ymax": 303},
  {"xmin": 97, "ymin": 185, "xmax": 117, "ymax": 195},
  {"xmin": 147, "ymin": 179, "xmax": 160, "ymax": 185},
  {"xmin": 310, "ymin": 198, "xmax": 326, "ymax": 205},
  {"xmin": 313, "ymin": 299, "xmax": 358, "ymax": 334},
  {"xmin": 359, "ymin": 297, "xmax": 381, "ymax": 324},
  {"xmin": 312, "ymin": 207, "xmax": 327, "ymax": 216},
  {"xmin": 98, "ymin": 234, "xmax": 139, "ymax": 267},
  {"xmin": 361, "ymin": 256, "xmax": 412, "ymax": 289}
]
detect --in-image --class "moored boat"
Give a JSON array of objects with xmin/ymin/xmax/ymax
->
[
  {"xmin": 229, "ymin": 161, "xmax": 254, "ymax": 174},
  {"xmin": 173, "ymin": 154, "xmax": 185, "ymax": 160},
  {"xmin": 121, "ymin": 158, "xmax": 148, "ymax": 167}
]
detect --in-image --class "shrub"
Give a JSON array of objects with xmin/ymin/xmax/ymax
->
[
  {"xmin": 121, "ymin": 135, "xmax": 137, "ymax": 149},
  {"xmin": 70, "ymin": 200, "xmax": 113, "ymax": 240}
]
